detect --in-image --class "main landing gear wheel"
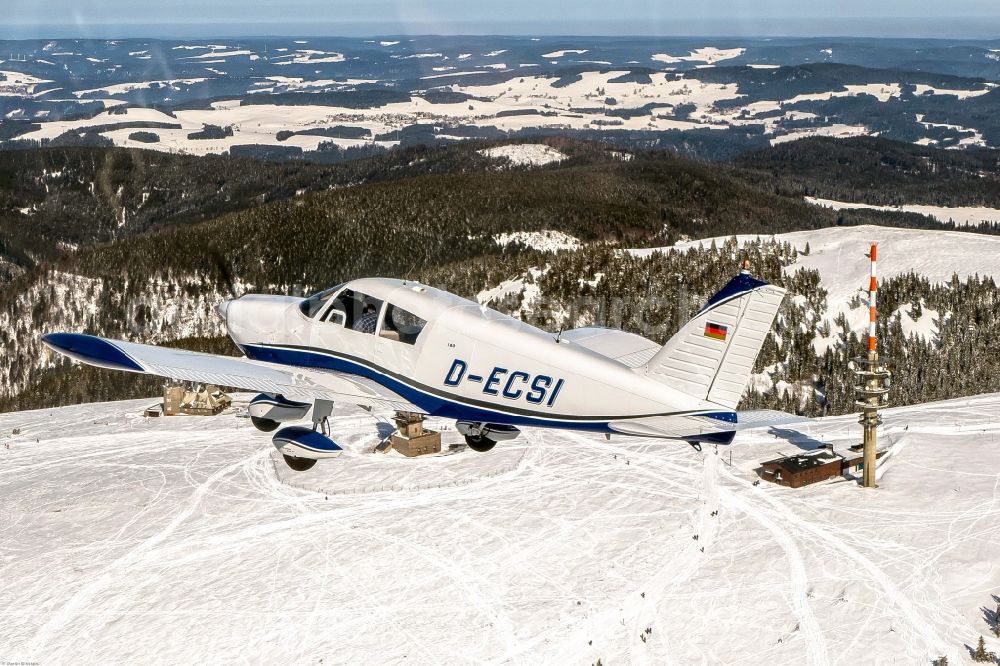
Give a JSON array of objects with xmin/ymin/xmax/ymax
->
[
  {"xmin": 282, "ymin": 454, "xmax": 317, "ymax": 471},
  {"xmin": 251, "ymin": 416, "xmax": 280, "ymax": 432},
  {"xmin": 465, "ymin": 435, "xmax": 497, "ymax": 452}
]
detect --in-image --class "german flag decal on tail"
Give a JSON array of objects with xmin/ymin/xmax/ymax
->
[{"xmin": 704, "ymin": 322, "xmax": 728, "ymax": 341}]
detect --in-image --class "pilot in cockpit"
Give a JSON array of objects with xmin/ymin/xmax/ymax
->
[{"xmin": 353, "ymin": 303, "xmax": 379, "ymax": 333}]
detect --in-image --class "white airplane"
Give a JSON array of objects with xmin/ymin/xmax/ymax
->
[{"xmin": 42, "ymin": 268, "xmax": 800, "ymax": 471}]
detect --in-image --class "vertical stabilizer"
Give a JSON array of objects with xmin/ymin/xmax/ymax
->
[{"xmin": 640, "ymin": 272, "xmax": 786, "ymax": 409}]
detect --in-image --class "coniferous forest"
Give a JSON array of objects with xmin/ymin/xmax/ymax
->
[{"xmin": 1, "ymin": 136, "xmax": 999, "ymax": 415}]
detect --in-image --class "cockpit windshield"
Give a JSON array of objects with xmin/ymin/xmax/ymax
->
[{"xmin": 299, "ymin": 285, "xmax": 343, "ymax": 318}]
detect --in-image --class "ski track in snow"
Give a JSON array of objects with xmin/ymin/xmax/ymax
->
[
  {"xmin": 1, "ymin": 396, "xmax": 999, "ymax": 663},
  {"xmin": 714, "ymin": 467, "xmax": 830, "ymax": 665},
  {"xmin": 31, "ymin": 445, "xmax": 271, "ymax": 657}
]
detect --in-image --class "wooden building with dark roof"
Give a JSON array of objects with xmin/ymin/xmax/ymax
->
[
  {"xmin": 759, "ymin": 445, "xmax": 887, "ymax": 488},
  {"xmin": 760, "ymin": 449, "xmax": 844, "ymax": 488}
]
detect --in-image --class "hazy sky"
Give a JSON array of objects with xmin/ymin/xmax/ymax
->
[{"xmin": 4, "ymin": 0, "xmax": 1000, "ymax": 38}]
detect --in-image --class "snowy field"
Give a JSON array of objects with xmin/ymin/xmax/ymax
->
[
  {"xmin": 806, "ymin": 197, "xmax": 1000, "ymax": 227},
  {"xmin": 651, "ymin": 47, "xmax": 746, "ymax": 65},
  {"xmin": 2, "ymin": 392, "xmax": 999, "ymax": 664},
  {"xmin": 10, "ymin": 69, "xmax": 960, "ymax": 155},
  {"xmin": 4, "ymin": 36, "xmax": 1000, "ymax": 152},
  {"xmin": 7, "ymin": 67, "xmax": 994, "ymax": 153}
]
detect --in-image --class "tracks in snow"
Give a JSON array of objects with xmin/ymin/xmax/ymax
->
[
  {"xmin": 4, "ymin": 396, "xmax": 998, "ymax": 664},
  {"xmin": 30, "ymin": 448, "xmax": 270, "ymax": 659}
]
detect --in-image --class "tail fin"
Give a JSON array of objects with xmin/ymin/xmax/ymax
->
[{"xmin": 640, "ymin": 272, "xmax": 786, "ymax": 409}]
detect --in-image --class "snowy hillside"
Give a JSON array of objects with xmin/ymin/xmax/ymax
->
[
  {"xmin": 477, "ymin": 143, "xmax": 567, "ymax": 167},
  {"xmin": 805, "ymin": 197, "xmax": 1000, "ymax": 227},
  {"xmin": 1, "ymin": 393, "xmax": 999, "ymax": 663},
  {"xmin": 0, "ymin": 271, "xmax": 229, "ymax": 399},
  {"xmin": 632, "ymin": 224, "xmax": 1000, "ymax": 337}
]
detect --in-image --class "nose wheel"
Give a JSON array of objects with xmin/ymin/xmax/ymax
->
[
  {"xmin": 251, "ymin": 416, "xmax": 280, "ymax": 432},
  {"xmin": 282, "ymin": 454, "xmax": 317, "ymax": 471}
]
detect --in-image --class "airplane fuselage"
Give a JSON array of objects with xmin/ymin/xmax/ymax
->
[
  {"xmin": 221, "ymin": 281, "xmax": 733, "ymax": 433},
  {"xmin": 43, "ymin": 271, "xmax": 791, "ymax": 468}
]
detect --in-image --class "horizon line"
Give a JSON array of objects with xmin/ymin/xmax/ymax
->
[
  {"xmin": 2, "ymin": 32, "xmax": 1000, "ymax": 42},
  {"xmin": 3, "ymin": 17, "xmax": 1000, "ymax": 41}
]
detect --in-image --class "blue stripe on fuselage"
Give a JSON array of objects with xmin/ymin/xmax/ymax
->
[
  {"xmin": 243, "ymin": 343, "xmax": 629, "ymax": 432},
  {"xmin": 243, "ymin": 343, "xmax": 738, "ymax": 435},
  {"xmin": 243, "ymin": 343, "xmax": 618, "ymax": 431}
]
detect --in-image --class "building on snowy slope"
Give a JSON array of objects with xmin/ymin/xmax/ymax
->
[
  {"xmin": 758, "ymin": 446, "xmax": 885, "ymax": 488},
  {"xmin": 161, "ymin": 383, "xmax": 231, "ymax": 416}
]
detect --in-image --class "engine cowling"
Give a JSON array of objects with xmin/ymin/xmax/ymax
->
[{"xmin": 272, "ymin": 426, "xmax": 344, "ymax": 463}]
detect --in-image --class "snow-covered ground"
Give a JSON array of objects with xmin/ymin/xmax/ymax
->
[
  {"xmin": 9, "ymin": 61, "xmax": 993, "ymax": 153},
  {"xmin": 651, "ymin": 47, "xmax": 746, "ymax": 64},
  {"xmin": 493, "ymin": 229, "xmax": 580, "ymax": 251},
  {"xmin": 0, "ymin": 70, "xmax": 53, "ymax": 96},
  {"xmin": 806, "ymin": 196, "xmax": 1000, "ymax": 227},
  {"xmin": 541, "ymin": 49, "xmax": 588, "ymax": 59},
  {"xmin": 3, "ymin": 37, "xmax": 1000, "ymax": 151},
  {"xmin": 913, "ymin": 84, "xmax": 994, "ymax": 99},
  {"xmin": 1, "ymin": 392, "xmax": 999, "ymax": 664},
  {"xmin": 13, "ymin": 69, "xmax": 745, "ymax": 154},
  {"xmin": 274, "ymin": 50, "xmax": 346, "ymax": 65},
  {"xmin": 73, "ymin": 78, "xmax": 208, "ymax": 97},
  {"xmin": 15, "ymin": 103, "xmax": 398, "ymax": 156},
  {"xmin": 478, "ymin": 144, "xmax": 567, "ymax": 167},
  {"xmin": 769, "ymin": 123, "xmax": 871, "ymax": 145}
]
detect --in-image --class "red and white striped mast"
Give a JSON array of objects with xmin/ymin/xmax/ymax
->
[
  {"xmin": 854, "ymin": 243, "xmax": 891, "ymax": 488},
  {"xmin": 868, "ymin": 244, "xmax": 878, "ymax": 355}
]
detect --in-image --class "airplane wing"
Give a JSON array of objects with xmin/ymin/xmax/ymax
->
[
  {"xmin": 609, "ymin": 409, "xmax": 812, "ymax": 439},
  {"xmin": 41, "ymin": 333, "xmax": 419, "ymax": 412},
  {"xmin": 558, "ymin": 327, "xmax": 661, "ymax": 368}
]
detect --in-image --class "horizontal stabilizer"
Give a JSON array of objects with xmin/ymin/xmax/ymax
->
[
  {"xmin": 609, "ymin": 409, "xmax": 809, "ymax": 440},
  {"xmin": 732, "ymin": 409, "xmax": 811, "ymax": 431}
]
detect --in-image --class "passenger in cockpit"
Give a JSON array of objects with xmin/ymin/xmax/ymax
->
[{"xmin": 353, "ymin": 303, "xmax": 379, "ymax": 333}]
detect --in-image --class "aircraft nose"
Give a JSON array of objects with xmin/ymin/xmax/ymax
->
[{"xmin": 216, "ymin": 299, "xmax": 232, "ymax": 322}]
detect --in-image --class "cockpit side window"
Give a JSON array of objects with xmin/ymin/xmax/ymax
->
[
  {"xmin": 319, "ymin": 290, "xmax": 347, "ymax": 326},
  {"xmin": 321, "ymin": 304, "xmax": 346, "ymax": 326},
  {"xmin": 379, "ymin": 304, "xmax": 427, "ymax": 345},
  {"xmin": 330, "ymin": 289, "xmax": 383, "ymax": 333}
]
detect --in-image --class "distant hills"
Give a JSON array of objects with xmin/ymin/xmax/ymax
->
[
  {"xmin": 1, "ymin": 36, "xmax": 1000, "ymax": 160},
  {"xmin": 734, "ymin": 136, "xmax": 1000, "ymax": 208}
]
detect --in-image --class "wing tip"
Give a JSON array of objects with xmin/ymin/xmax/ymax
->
[{"xmin": 41, "ymin": 332, "xmax": 145, "ymax": 373}]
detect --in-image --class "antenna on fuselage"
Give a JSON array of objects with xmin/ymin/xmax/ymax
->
[
  {"xmin": 402, "ymin": 244, "xmax": 431, "ymax": 285},
  {"xmin": 479, "ymin": 274, "xmax": 520, "ymax": 314}
]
